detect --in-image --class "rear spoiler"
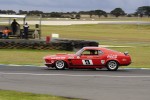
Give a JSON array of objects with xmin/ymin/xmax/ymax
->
[{"xmin": 124, "ymin": 51, "xmax": 129, "ymax": 55}]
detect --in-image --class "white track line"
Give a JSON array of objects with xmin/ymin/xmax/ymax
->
[
  {"xmin": 1, "ymin": 64, "xmax": 150, "ymax": 70},
  {"xmin": 0, "ymin": 72, "xmax": 150, "ymax": 78}
]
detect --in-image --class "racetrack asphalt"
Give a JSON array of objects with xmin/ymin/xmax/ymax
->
[{"xmin": 0, "ymin": 65, "xmax": 150, "ymax": 100}]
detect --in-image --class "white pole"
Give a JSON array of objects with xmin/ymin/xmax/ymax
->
[
  {"xmin": 137, "ymin": 14, "xmax": 140, "ymax": 29},
  {"xmin": 39, "ymin": 14, "xmax": 42, "ymax": 39}
]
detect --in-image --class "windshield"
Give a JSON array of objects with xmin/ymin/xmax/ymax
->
[{"xmin": 75, "ymin": 48, "xmax": 84, "ymax": 56}]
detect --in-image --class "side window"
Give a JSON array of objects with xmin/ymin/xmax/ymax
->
[
  {"xmin": 82, "ymin": 50, "xmax": 98, "ymax": 55},
  {"xmin": 90, "ymin": 50, "xmax": 98, "ymax": 55},
  {"xmin": 98, "ymin": 50, "xmax": 103, "ymax": 55},
  {"xmin": 82, "ymin": 50, "xmax": 90, "ymax": 55}
]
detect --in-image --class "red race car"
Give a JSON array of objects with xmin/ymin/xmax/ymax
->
[{"xmin": 43, "ymin": 47, "xmax": 131, "ymax": 71}]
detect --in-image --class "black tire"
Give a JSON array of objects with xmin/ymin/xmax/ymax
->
[
  {"xmin": 55, "ymin": 60, "xmax": 66, "ymax": 70},
  {"xmin": 106, "ymin": 61, "xmax": 119, "ymax": 71}
]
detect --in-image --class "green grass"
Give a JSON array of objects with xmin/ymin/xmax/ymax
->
[
  {"xmin": 0, "ymin": 49, "xmax": 72, "ymax": 66},
  {"xmin": 42, "ymin": 24, "xmax": 150, "ymax": 43},
  {"xmin": 0, "ymin": 90, "xmax": 78, "ymax": 100},
  {"xmin": 0, "ymin": 46, "xmax": 149, "ymax": 68},
  {"xmin": 109, "ymin": 46, "xmax": 150, "ymax": 68},
  {"xmin": 0, "ymin": 24, "xmax": 150, "ymax": 68},
  {"xmin": 42, "ymin": 24, "xmax": 150, "ymax": 68}
]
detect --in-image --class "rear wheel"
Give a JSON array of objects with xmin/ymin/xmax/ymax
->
[
  {"xmin": 55, "ymin": 60, "xmax": 66, "ymax": 70},
  {"xmin": 106, "ymin": 61, "xmax": 119, "ymax": 71}
]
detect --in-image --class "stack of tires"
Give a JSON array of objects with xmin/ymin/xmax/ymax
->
[
  {"xmin": 0, "ymin": 39, "xmax": 99, "ymax": 51},
  {"xmin": 52, "ymin": 39, "xmax": 99, "ymax": 50}
]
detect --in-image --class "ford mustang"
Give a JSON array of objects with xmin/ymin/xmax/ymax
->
[{"xmin": 43, "ymin": 47, "xmax": 131, "ymax": 71}]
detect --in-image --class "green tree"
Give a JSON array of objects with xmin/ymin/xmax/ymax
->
[
  {"xmin": 110, "ymin": 8, "xmax": 126, "ymax": 17},
  {"xmin": 19, "ymin": 10, "xmax": 28, "ymax": 14},
  {"xmin": 95, "ymin": 10, "xmax": 107, "ymax": 18},
  {"xmin": 75, "ymin": 14, "xmax": 81, "ymax": 19},
  {"xmin": 50, "ymin": 12, "xmax": 61, "ymax": 17},
  {"xmin": 89, "ymin": 11, "xmax": 95, "ymax": 18},
  {"xmin": 28, "ymin": 10, "xmax": 43, "ymax": 16},
  {"xmin": 136, "ymin": 6, "xmax": 150, "ymax": 17}
]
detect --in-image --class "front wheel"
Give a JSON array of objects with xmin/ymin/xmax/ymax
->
[
  {"xmin": 55, "ymin": 60, "xmax": 66, "ymax": 70},
  {"xmin": 106, "ymin": 61, "xmax": 119, "ymax": 71}
]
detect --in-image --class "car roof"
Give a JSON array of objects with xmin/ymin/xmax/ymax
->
[{"xmin": 83, "ymin": 47, "xmax": 106, "ymax": 50}]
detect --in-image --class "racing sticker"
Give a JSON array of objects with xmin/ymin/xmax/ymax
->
[
  {"xmin": 101, "ymin": 60, "xmax": 105, "ymax": 64},
  {"xmin": 107, "ymin": 54, "xmax": 117, "ymax": 59},
  {"xmin": 82, "ymin": 60, "xmax": 93, "ymax": 65}
]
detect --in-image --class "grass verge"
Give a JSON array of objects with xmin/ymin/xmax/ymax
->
[
  {"xmin": 0, "ymin": 46, "xmax": 149, "ymax": 68},
  {"xmin": 0, "ymin": 90, "xmax": 78, "ymax": 100}
]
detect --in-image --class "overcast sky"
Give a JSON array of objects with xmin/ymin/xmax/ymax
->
[{"xmin": 0, "ymin": 0, "xmax": 149, "ymax": 13}]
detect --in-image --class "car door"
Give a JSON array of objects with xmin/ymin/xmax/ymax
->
[{"xmin": 70, "ymin": 49, "xmax": 102, "ymax": 68}]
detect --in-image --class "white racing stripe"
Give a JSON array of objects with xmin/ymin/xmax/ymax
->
[{"xmin": 0, "ymin": 72, "xmax": 150, "ymax": 78}]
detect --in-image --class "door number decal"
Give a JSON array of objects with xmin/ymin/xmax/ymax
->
[{"xmin": 82, "ymin": 60, "xmax": 93, "ymax": 65}]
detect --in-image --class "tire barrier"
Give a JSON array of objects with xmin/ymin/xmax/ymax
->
[
  {"xmin": 53, "ymin": 39, "xmax": 99, "ymax": 49},
  {"xmin": 0, "ymin": 39, "xmax": 99, "ymax": 51}
]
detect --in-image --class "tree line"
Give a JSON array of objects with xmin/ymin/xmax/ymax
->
[{"xmin": 0, "ymin": 6, "xmax": 149, "ymax": 18}]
